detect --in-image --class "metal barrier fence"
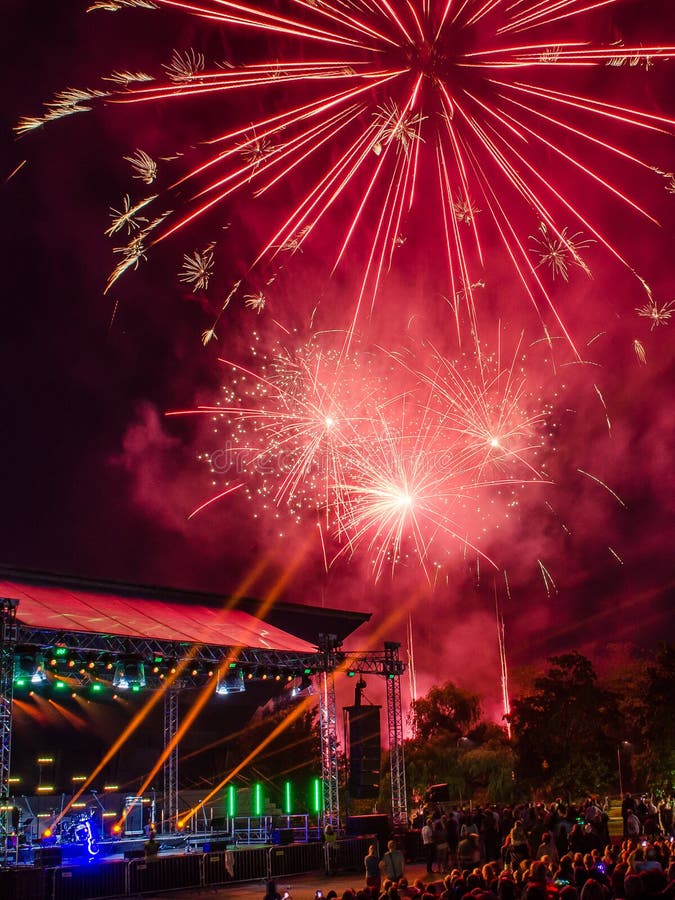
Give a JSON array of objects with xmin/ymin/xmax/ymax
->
[
  {"xmin": 268, "ymin": 842, "xmax": 324, "ymax": 878},
  {"xmin": 54, "ymin": 862, "xmax": 126, "ymax": 900},
  {"xmin": 226, "ymin": 846, "xmax": 269, "ymax": 884},
  {"xmin": 329, "ymin": 837, "xmax": 373, "ymax": 873},
  {"xmin": 1, "ymin": 836, "xmax": 377, "ymax": 900},
  {"xmin": 128, "ymin": 852, "xmax": 203, "ymax": 895}
]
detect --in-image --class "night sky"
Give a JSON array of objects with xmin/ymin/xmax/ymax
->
[{"xmin": 3, "ymin": 0, "xmax": 675, "ymax": 718}]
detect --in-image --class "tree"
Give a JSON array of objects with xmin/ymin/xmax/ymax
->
[
  {"xmin": 405, "ymin": 681, "xmax": 513, "ymax": 804},
  {"xmin": 636, "ymin": 643, "xmax": 675, "ymax": 790},
  {"xmin": 412, "ymin": 681, "xmax": 482, "ymax": 742},
  {"xmin": 510, "ymin": 652, "xmax": 619, "ymax": 799}
]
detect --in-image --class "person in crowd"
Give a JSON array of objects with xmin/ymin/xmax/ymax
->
[
  {"xmin": 382, "ymin": 840, "xmax": 406, "ymax": 882},
  {"xmin": 365, "ymin": 843, "xmax": 382, "ymax": 891},
  {"xmin": 509, "ymin": 822, "xmax": 531, "ymax": 870},
  {"xmin": 435, "ymin": 819, "xmax": 450, "ymax": 874},
  {"xmin": 625, "ymin": 811, "xmax": 641, "ymax": 841},
  {"xmin": 325, "ymin": 824, "xmax": 338, "ymax": 876},
  {"xmin": 458, "ymin": 827, "xmax": 481, "ymax": 872},
  {"xmin": 422, "ymin": 818, "xmax": 436, "ymax": 874},
  {"xmin": 263, "ymin": 880, "xmax": 283, "ymax": 900},
  {"xmin": 144, "ymin": 829, "xmax": 159, "ymax": 859},
  {"xmin": 537, "ymin": 832, "xmax": 560, "ymax": 866}
]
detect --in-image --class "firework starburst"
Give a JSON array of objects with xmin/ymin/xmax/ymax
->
[{"xmin": 18, "ymin": 1, "xmax": 675, "ymax": 349}]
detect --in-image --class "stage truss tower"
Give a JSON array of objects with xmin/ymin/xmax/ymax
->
[
  {"xmin": 385, "ymin": 642, "xmax": 408, "ymax": 829},
  {"xmin": 163, "ymin": 687, "xmax": 179, "ymax": 832},
  {"xmin": 322, "ymin": 640, "xmax": 408, "ymax": 830},
  {"xmin": 0, "ymin": 598, "xmax": 18, "ymax": 860}
]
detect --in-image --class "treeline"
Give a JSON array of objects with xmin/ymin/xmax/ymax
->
[{"xmin": 401, "ymin": 645, "xmax": 675, "ymax": 804}]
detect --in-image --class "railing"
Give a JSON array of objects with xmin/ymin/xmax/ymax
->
[
  {"xmin": 1, "ymin": 836, "xmax": 376, "ymax": 900},
  {"xmin": 227, "ymin": 814, "xmax": 321, "ymax": 845}
]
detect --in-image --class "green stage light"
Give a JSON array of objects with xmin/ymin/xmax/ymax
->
[
  {"xmin": 311, "ymin": 778, "xmax": 323, "ymax": 814},
  {"xmin": 283, "ymin": 781, "xmax": 293, "ymax": 815},
  {"xmin": 55, "ymin": 681, "xmax": 66, "ymax": 690},
  {"xmin": 226, "ymin": 784, "xmax": 237, "ymax": 818},
  {"xmin": 253, "ymin": 783, "xmax": 263, "ymax": 817}
]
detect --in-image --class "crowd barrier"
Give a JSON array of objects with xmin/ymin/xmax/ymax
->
[{"xmin": 1, "ymin": 836, "xmax": 375, "ymax": 900}]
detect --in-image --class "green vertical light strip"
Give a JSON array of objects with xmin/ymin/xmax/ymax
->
[
  {"xmin": 253, "ymin": 782, "xmax": 263, "ymax": 817},
  {"xmin": 226, "ymin": 784, "xmax": 237, "ymax": 818},
  {"xmin": 283, "ymin": 781, "xmax": 292, "ymax": 815},
  {"xmin": 311, "ymin": 778, "xmax": 322, "ymax": 814}
]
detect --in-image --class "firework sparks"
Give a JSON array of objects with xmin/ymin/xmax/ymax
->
[
  {"xmin": 244, "ymin": 291, "xmax": 266, "ymax": 313},
  {"xmin": 105, "ymin": 194, "xmax": 157, "ymax": 236},
  {"xmin": 633, "ymin": 339, "xmax": 647, "ymax": 364},
  {"xmin": 453, "ymin": 199, "xmax": 481, "ymax": 226},
  {"xmin": 19, "ymin": 1, "xmax": 675, "ymax": 348},
  {"xmin": 169, "ymin": 331, "xmax": 554, "ymax": 579},
  {"xmin": 87, "ymin": 0, "xmax": 157, "ymax": 10},
  {"xmin": 636, "ymin": 298, "xmax": 674, "ymax": 329},
  {"xmin": 124, "ymin": 148, "xmax": 158, "ymax": 185},
  {"xmin": 577, "ymin": 468, "xmax": 626, "ymax": 508},
  {"xmin": 179, "ymin": 243, "xmax": 216, "ymax": 292},
  {"xmin": 103, "ymin": 70, "xmax": 155, "ymax": 86},
  {"xmin": 529, "ymin": 222, "xmax": 593, "ymax": 281},
  {"xmin": 372, "ymin": 100, "xmax": 426, "ymax": 154},
  {"xmin": 163, "ymin": 48, "xmax": 205, "ymax": 82}
]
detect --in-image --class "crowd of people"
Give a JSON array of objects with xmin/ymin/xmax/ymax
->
[{"xmin": 299, "ymin": 796, "xmax": 675, "ymax": 900}]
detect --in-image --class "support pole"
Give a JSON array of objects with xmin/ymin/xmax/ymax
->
[
  {"xmin": 0, "ymin": 598, "xmax": 18, "ymax": 864},
  {"xmin": 318, "ymin": 635, "xmax": 340, "ymax": 829},
  {"xmin": 384, "ymin": 642, "xmax": 408, "ymax": 830},
  {"xmin": 163, "ymin": 687, "xmax": 179, "ymax": 833}
]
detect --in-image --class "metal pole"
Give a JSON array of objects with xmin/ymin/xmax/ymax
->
[
  {"xmin": 617, "ymin": 746, "xmax": 623, "ymax": 797},
  {"xmin": 0, "ymin": 599, "xmax": 18, "ymax": 867}
]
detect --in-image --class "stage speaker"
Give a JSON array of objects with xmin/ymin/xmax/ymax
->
[
  {"xmin": 271, "ymin": 829, "xmax": 293, "ymax": 845},
  {"xmin": 346, "ymin": 814, "xmax": 390, "ymax": 852},
  {"xmin": 124, "ymin": 796, "xmax": 144, "ymax": 835},
  {"xmin": 35, "ymin": 847, "xmax": 62, "ymax": 866},
  {"xmin": 345, "ymin": 706, "xmax": 381, "ymax": 799},
  {"xmin": 204, "ymin": 840, "xmax": 229, "ymax": 852},
  {"xmin": 425, "ymin": 783, "xmax": 450, "ymax": 803}
]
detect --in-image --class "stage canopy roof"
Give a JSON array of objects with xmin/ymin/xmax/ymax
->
[{"xmin": 0, "ymin": 566, "xmax": 370, "ymax": 650}]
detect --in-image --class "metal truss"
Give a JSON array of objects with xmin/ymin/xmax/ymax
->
[
  {"xmin": 384, "ymin": 643, "xmax": 408, "ymax": 829},
  {"xmin": 0, "ymin": 599, "xmax": 18, "ymax": 862},
  {"xmin": 163, "ymin": 687, "xmax": 179, "ymax": 833},
  {"xmin": 318, "ymin": 635, "xmax": 341, "ymax": 829},
  {"xmin": 14, "ymin": 626, "xmax": 326, "ymax": 671},
  {"xmin": 319, "ymin": 669, "xmax": 339, "ymax": 829}
]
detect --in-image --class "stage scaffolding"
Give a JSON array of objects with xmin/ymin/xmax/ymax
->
[
  {"xmin": 0, "ymin": 601, "xmax": 407, "ymax": 833},
  {"xmin": 0, "ymin": 599, "xmax": 18, "ymax": 862},
  {"xmin": 163, "ymin": 687, "xmax": 179, "ymax": 833},
  {"xmin": 341, "ymin": 641, "xmax": 408, "ymax": 830}
]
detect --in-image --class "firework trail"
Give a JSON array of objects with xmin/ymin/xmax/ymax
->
[
  {"xmin": 495, "ymin": 584, "xmax": 512, "ymax": 740},
  {"xmin": 17, "ymin": 1, "xmax": 675, "ymax": 350}
]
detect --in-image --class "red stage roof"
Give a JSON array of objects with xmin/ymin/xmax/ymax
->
[{"xmin": 0, "ymin": 579, "xmax": 316, "ymax": 652}]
